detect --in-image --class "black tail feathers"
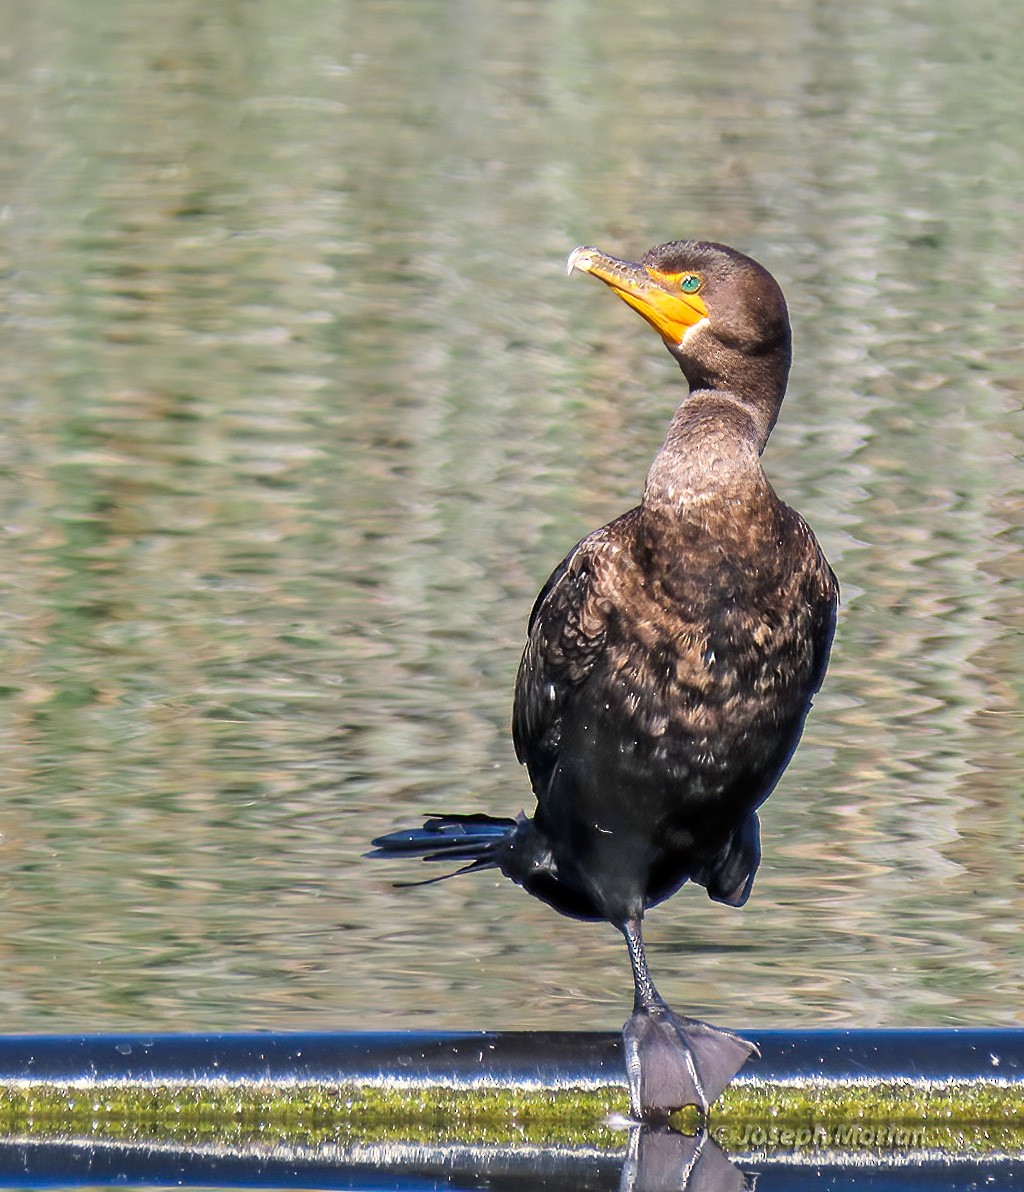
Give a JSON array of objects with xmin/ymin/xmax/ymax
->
[{"xmin": 367, "ymin": 812, "xmax": 519, "ymax": 886}]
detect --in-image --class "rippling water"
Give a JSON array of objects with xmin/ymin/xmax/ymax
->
[{"xmin": 0, "ymin": 0, "xmax": 1021, "ymax": 1037}]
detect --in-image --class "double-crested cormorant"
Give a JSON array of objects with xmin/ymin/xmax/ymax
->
[{"xmin": 370, "ymin": 240, "xmax": 838, "ymax": 1120}]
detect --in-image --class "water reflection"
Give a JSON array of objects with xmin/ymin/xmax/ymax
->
[
  {"xmin": 0, "ymin": 0, "xmax": 1021, "ymax": 1043},
  {"xmin": 3, "ymin": 1134, "xmax": 1022, "ymax": 1192},
  {"xmin": 0, "ymin": 1131, "xmax": 749, "ymax": 1192}
]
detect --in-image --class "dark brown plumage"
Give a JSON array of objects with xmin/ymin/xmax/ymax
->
[{"xmin": 371, "ymin": 239, "xmax": 838, "ymax": 1119}]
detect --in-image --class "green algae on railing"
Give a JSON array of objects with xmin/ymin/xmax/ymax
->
[
  {"xmin": 0, "ymin": 1079, "xmax": 629, "ymax": 1150},
  {"xmin": 1, "ymin": 1074, "xmax": 1023, "ymax": 1156}
]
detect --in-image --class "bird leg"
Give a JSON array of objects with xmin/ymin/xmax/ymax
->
[{"xmin": 620, "ymin": 916, "xmax": 758, "ymax": 1120}]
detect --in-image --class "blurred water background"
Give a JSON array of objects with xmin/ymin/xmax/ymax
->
[{"xmin": 0, "ymin": 0, "xmax": 1021, "ymax": 1038}]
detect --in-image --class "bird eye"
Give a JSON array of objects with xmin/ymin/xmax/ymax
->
[{"xmin": 680, "ymin": 274, "xmax": 702, "ymax": 294}]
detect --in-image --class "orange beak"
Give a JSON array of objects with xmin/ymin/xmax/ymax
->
[{"xmin": 567, "ymin": 245, "xmax": 710, "ymax": 346}]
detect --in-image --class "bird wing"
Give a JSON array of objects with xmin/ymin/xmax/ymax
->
[
  {"xmin": 511, "ymin": 514, "xmax": 634, "ymax": 795},
  {"xmin": 789, "ymin": 510, "xmax": 840, "ymax": 700},
  {"xmin": 811, "ymin": 567, "xmax": 839, "ymax": 693}
]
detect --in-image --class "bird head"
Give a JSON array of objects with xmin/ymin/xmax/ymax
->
[{"xmin": 567, "ymin": 240, "xmax": 790, "ymax": 398}]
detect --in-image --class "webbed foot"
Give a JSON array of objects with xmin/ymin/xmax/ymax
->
[{"xmin": 622, "ymin": 1005, "xmax": 758, "ymax": 1120}]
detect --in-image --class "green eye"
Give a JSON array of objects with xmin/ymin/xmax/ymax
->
[{"xmin": 680, "ymin": 274, "xmax": 702, "ymax": 294}]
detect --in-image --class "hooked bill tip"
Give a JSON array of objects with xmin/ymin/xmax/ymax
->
[{"xmin": 566, "ymin": 245, "xmax": 597, "ymax": 277}]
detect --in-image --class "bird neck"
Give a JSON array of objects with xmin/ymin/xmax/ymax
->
[
  {"xmin": 641, "ymin": 391, "xmax": 773, "ymax": 518},
  {"xmin": 670, "ymin": 336, "xmax": 789, "ymax": 452}
]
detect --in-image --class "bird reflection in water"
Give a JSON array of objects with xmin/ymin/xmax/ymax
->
[
  {"xmin": 621, "ymin": 1126, "xmax": 750, "ymax": 1192},
  {"xmin": 371, "ymin": 240, "xmax": 837, "ymax": 1120}
]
